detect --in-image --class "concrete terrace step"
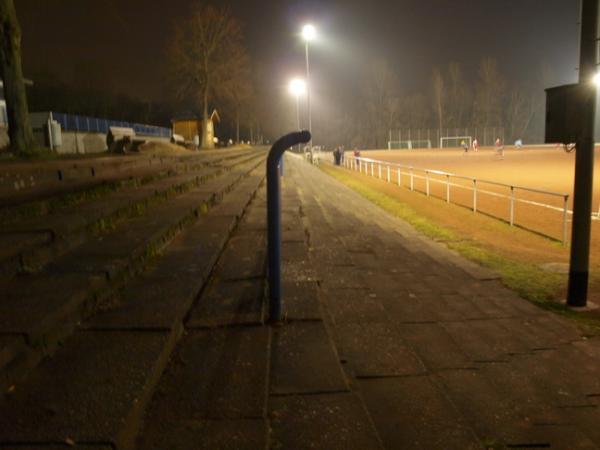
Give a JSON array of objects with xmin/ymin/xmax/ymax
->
[
  {"xmin": 0, "ymin": 150, "xmax": 263, "ymax": 227},
  {"xmin": 0, "ymin": 149, "xmax": 262, "ymax": 208},
  {"xmin": 0, "ymin": 161, "xmax": 265, "ymax": 391},
  {"xmin": 0, "ymin": 170, "xmax": 265, "ymax": 449},
  {"xmin": 0, "ymin": 151, "xmax": 266, "ymax": 276}
]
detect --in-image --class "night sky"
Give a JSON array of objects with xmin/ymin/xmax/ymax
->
[{"xmin": 17, "ymin": 0, "xmax": 580, "ymax": 113}]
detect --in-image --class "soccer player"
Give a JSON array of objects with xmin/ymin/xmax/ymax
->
[
  {"xmin": 461, "ymin": 140, "xmax": 468, "ymax": 153},
  {"xmin": 495, "ymin": 138, "xmax": 504, "ymax": 159},
  {"xmin": 473, "ymin": 138, "xmax": 479, "ymax": 152}
]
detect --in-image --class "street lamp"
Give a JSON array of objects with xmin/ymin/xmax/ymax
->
[
  {"xmin": 288, "ymin": 78, "xmax": 306, "ymax": 131},
  {"xmin": 302, "ymin": 24, "xmax": 316, "ymax": 149}
]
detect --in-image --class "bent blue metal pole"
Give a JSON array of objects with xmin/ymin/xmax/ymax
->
[{"xmin": 267, "ymin": 130, "xmax": 311, "ymax": 322}]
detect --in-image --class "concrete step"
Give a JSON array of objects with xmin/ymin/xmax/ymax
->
[
  {"xmin": 138, "ymin": 184, "xmax": 272, "ymax": 449},
  {"xmin": 0, "ymin": 151, "xmax": 265, "ymax": 276},
  {"xmin": 0, "ymin": 149, "xmax": 263, "ymax": 209},
  {"xmin": 0, "ymin": 168, "xmax": 269, "ymax": 449},
  {"xmin": 0, "ymin": 169, "xmax": 265, "ymax": 449},
  {"xmin": 0, "ymin": 150, "xmax": 263, "ymax": 228},
  {"xmin": 0, "ymin": 162, "xmax": 265, "ymax": 391}
]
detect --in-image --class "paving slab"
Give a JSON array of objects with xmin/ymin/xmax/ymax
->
[
  {"xmin": 281, "ymin": 280, "xmax": 321, "ymax": 320},
  {"xmin": 0, "ymin": 330, "xmax": 175, "ymax": 448},
  {"xmin": 269, "ymin": 393, "xmax": 383, "ymax": 450},
  {"xmin": 333, "ymin": 322, "xmax": 424, "ymax": 377},
  {"xmin": 138, "ymin": 418, "xmax": 267, "ymax": 450},
  {"xmin": 87, "ymin": 272, "xmax": 202, "ymax": 330},
  {"xmin": 376, "ymin": 289, "xmax": 439, "ymax": 323},
  {"xmin": 441, "ymin": 320, "xmax": 514, "ymax": 363},
  {"xmin": 396, "ymin": 323, "xmax": 474, "ymax": 370},
  {"xmin": 239, "ymin": 204, "xmax": 267, "ymax": 232},
  {"xmin": 187, "ymin": 277, "xmax": 265, "ymax": 327},
  {"xmin": 9, "ymin": 446, "xmax": 113, "ymax": 450},
  {"xmin": 270, "ymin": 321, "xmax": 348, "ymax": 395},
  {"xmin": 433, "ymin": 368, "xmax": 597, "ymax": 447},
  {"xmin": 217, "ymin": 233, "xmax": 266, "ymax": 281},
  {"xmin": 323, "ymin": 287, "xmax": 388, "ymax": 325},
  {"xmin": 358, "ymin": 376, "xmax": 481, "ymax": 449},
  {"xmin": 0, "ymin": 273, "xmax": 106, "ymax": 335},
  {"xmin": 281, "ymin": 241, "xmax": 314, "ymax": 282},
  {"xmin": 142, "ymin": 327, "xmax": 269, "ymax": 421}
]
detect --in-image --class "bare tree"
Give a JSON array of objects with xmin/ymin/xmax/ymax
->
[
  {"xmin": 505, "ymin": 87, "xmax": 536, "ymax": 142},
  {"xmin": 472, "ymin": 57, "xmax": 506, "ymax": 127},
  {"xmin": 432, "ymin": 68, "xmax": 445, "ymax": 132},
  {"xmin": 364, "ymin": 60, "xmax": 400, "ymax": 148},
  {"xmin": 168, "ymin": 4, "xmax": 249, "ymax": 148},
  {"xmin": 221, "ymin": 59, "xmax": 252, "ymax": 143},
  {"xmin": 0, "ymin": 0, "xmax": 34, "ymax": 154},
  {"xmin": 446, "ymin": 62, "xmax": 469, "ymax": 127}
]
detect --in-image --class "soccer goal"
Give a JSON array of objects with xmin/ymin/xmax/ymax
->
[
  {"xmin": 440, "ymin": 136, "xmax": 472, "ymax": 149},
  {"xmin": 388, "ymin": 139, "xmax": 431, "ymax": 150}
]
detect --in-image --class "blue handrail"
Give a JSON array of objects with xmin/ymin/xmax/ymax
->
[{"xmin": 267, "ymin": 130, "xmax": 311, "ymax": 322}]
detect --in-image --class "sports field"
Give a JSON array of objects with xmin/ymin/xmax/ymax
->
[{"xmin": 351, "ymin": 146, "xmax": 600, "ymax": 245}]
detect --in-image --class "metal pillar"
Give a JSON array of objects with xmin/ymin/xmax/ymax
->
[
  {"xmin": 267, "ymin": 130, "xmax": 311, "ymax": 321},
  {"xmin": 567, "ymin": 0, "xmax": 598, "ymax": 307},
  {"xmin": 305, "ymin": 42, "xmax": 313, "ymax": 149}
]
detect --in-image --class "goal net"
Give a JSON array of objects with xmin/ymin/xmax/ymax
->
[
  {"xmin": 388, "ymin": 140, "xmax": 432, "ymax": 150},
  {"xmin": 440, "ymin": 136, "xmax": 472, "ymax": 149}
]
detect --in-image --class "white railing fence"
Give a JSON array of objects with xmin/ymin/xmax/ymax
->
[{"xmin": 340, "ymin": 156, "xmax": 572, "ymax": 245}]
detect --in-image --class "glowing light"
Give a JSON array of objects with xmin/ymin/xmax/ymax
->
[
  {"xmin": 302, "ymin": 24, "xmax": 316, "ymax": 42},
  {"xmin": 289, "ymin": 78, "xmax": 306, "ymax": 97},
  {"xmin": 594, "ymin": 72, "xmax": 600, "ymax": 87}
]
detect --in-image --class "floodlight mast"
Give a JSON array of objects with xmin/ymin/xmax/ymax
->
[
  {"xmin": 302, "ymin": 24, "xmax": 315, "ymax": 149},
  {"xmin": 288, "ymin": 78, "xmax": 306, "ymax": 149},
  {"xmin": 567, "ymin": 0, "xmax": 598, "ymax": 307}
]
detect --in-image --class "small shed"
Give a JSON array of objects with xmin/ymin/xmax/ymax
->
[{"xmin": 171, "ymin": 109, "xmax": 221, "ymax": 146}]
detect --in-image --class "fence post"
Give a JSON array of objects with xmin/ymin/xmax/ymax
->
[
  {"xmin": 371, "ymin": 162, "xmax": 374, "ymax": 177},
  {"xmin": 387, "ymin": 165, "xmax": 390, "ymax": 182},
  {"xmin": 426, "ymin": 171, "xmax": 430, "ymax": 196},
  {"xmin": 446, "ymin": 175, "xmax": 450, "ymax": 203},
  {"xmin": 397, "ymin": 168, "xmax": 401, "ymax": 186},
  {"xmin": 473, "ymin": 179, "xmax": 477, "ymax": 212},
  {"xmin": 378, "ymin": 163, "xmax": 382, "ymax": 179},
  {"xmin": 410, "ymin": 168, "xmax": 414, "ymax": 191},
  {"xmin": 267, "ymin": 130, "xmax": 311, "ymax": 322},
  {"xmin": 509, "ymin": 186, "xmax": 515, "ymax": 226},
  {"xmin": 563, "ymin": 195, "xmax": 569, "ymax": 246}
]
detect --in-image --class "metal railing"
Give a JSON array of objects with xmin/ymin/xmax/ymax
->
[
  {"xmin": 267, "ymin": 130, "xmax": 311, "ymax": 322},
  {"xmin": 50, "ymin": 111, "xmax": 171, "ymax": 138},
  {"xmin": 342, "ymin": 155, "xmax": 571, "ymax": 244}
]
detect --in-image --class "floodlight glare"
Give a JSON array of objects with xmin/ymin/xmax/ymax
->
[
  {"xmin": 289, "ymin": 78, "xmax": 306, "ymax": 97},
  {"xmin": 302, "ymin": 24, "xmax": 316, "ymax": 42},
  {"xmin": 593, "ymin": 72, "xmax": 600, "ymax": 87}
]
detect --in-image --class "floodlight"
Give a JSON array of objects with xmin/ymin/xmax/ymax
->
[
  {"xmin": 593, "ymin": 72, "xmax": 600, "ymax": 87},
  {"xmin": 289, "ymin": 78, "xmax": 306, "ymax": 97},
  {"xmin": 302, "ymin": 24, "xmax": 316, "ymax": 42}
]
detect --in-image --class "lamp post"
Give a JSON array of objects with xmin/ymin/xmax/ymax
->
[
  {"xmin": 288, "ymin": 78, "xmax": 306, "ymax": 151},
  {"xmin": 302, "ymin": 24, "xmax": 316, "ymax": 149},
  {"xmin": 566, "ymin": 0, "xmax": 598, "ymax": 307}
]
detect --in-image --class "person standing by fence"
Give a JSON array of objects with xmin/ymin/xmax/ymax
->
[{"xmin": 354, "ymin": 148, "xmax": 361, "ymax": 168}]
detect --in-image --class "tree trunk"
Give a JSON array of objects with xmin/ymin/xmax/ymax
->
[
  {"xmin": 236, "ymin": 109, "xmax": 240, "ymax": 144},
  {"xmin": 0, "ymin": 0, "xmax": 34, "ymax": 154},
  {"xmin": 201, "ymin": 84, "xmax": 214, "ymax": 149}
]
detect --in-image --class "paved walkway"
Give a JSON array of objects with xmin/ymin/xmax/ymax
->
[
  {"xmin": 281, "ymin": 156, "xmax": 600, "ymax": 449},
  {"xmin": 1, "ymin": 153, "xmax": 600, "ymax": 449},
  {"xmin": 141, "ymin": 155, "xmax": 600, "ymax": 449}
]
